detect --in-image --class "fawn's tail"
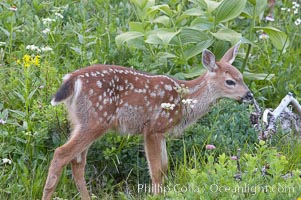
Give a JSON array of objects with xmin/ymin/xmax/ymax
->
[{"xmin": 51, "ymin": 75, "xmax": 76, "ymax": 106}]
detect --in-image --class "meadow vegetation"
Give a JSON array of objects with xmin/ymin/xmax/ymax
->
[{"xmin": 0, "ymin": 0, "xmax": 300, "ymax": 199}]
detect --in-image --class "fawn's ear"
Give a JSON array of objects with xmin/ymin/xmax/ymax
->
[
  {"xmin": 202, "ymin": 49, "xmax": 217, "ymax": 72},
  {"xmin": 220, "ymin": 41, "xmax": 241, "ymax": 64}
]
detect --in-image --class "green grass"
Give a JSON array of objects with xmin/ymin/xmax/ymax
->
[{"xmin": 1, "ymin": 0, "xmax": 301, "ymax": 199}]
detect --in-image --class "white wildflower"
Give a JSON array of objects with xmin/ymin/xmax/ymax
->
[
  {"xmin": 0, "ymin": 42, "xmax": 6, "ymax": 46},
  {"xmin": 281, "ymin": 8, "xmax": 286, "ymax": 11},
  {"xmin": 292, "ymin": 2, "xmax": 300, "ymax": 7},
  {"xmin": 42, "ymin": 18, "xmax": 56, "ymax": 24},
  {"xmin": 42, "ymin": 28, "xmax": 51, "ymax": 34},
  {"xmin": 295, "ymin": 18, "xmax": 301, "ymax": 26},
  {"xmin": 26, "ymin": 45, "xmax": 41, "ymax": 52},
  {"xmin": 259, "ymin": 33, "xmax": 269, "ymax": 40},
  {"xmin": 265, "ymin": 16, "xmax": 275, "ymax": 22},
  {"xmin": 182, "ymin": 99, "xmax": 192, "ymax": 104},
  {"xmin": 41, "ymin": 46, "xmax": 53, "ymax": 52},
  {"xmin": 175, "ymin": 84, "xmax": 189, "ymax": 96},
  {"xmin": 51, "ymin": 6, "xmax": 66, "ymax": 13},
  {"xmin": 0, "ymin": 119, "xmax": 6, "ymax": 124},
  {"xmin": 54, "ymin": 12, "xmax": 64, "ymax": 19},
  {"xmin": 25, "ymin": 132, "xmax": 32, "ymax": 136},
  {"xmin": 2, "ymin": 158, "xmax": 12, "ymax": 165},
  {"xmin": 9, "ymin": 6, "xmax": 17, "ymax": 11},
  {"xmin": 182, "ymin": 99, "xmax": 197, "ymax": 109},
  {"xmin": 161, "ymin": 103, "xmax": 175, "ymax": 110}
]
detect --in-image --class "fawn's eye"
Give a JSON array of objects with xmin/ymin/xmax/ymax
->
[{"xmin": 226, "ymin": 80, "xmax": 236, "ymax": 86}]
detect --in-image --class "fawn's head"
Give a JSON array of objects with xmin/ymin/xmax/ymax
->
[{"xmin": 202, "ymin": 42, "xmax": 253, "ymax": 103}]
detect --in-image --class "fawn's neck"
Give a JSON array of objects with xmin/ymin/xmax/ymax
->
[{"xmin": 178, "ymin": 72, "xmax": 220, "ymax": 127}]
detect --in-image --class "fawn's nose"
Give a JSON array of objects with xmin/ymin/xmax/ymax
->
[
  {"xmin": 242, "ymin": 91, "xmax": 253, "ymax": 103},
  {"xmin": 246, "ymin": 91, "xmax": 253, "ymax": 100}
]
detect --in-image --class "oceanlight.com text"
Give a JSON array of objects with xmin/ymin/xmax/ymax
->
[{"xmin": 137, "ymin": 183, "xmax": 295, "ymax": 195}]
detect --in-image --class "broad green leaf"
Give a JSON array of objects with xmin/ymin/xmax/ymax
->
[
  {"xmin": 183, "ymin": 8, "xmax": 204, "ymax": 16},
  {"xmin": 211, "ymin": 40, "xmax": 231, "ymax": 60},
  {"xmin": 129, "ymin": 22, "xmax": 144, "ymax": 32},
  {"xmin": 255, "ymin": 26, "xmax": 289, "ymax": 50},
  {"xmin": 184, "ymin": 39, "xmax": 214, "ymax": 60},
  {"xmin": 189, "ymin": 0, "xmax": 207, "ymax": 9},
  {"xmin": 240, "ymin": 37, "xmax": 258, "ymax": 48},
  {"xmin": 178, "ymin": 28, "xmax": 210, "ymax": 45},
  {"xmin": 145, "ymin": 32, "xmax": 162, "ymax": 45},
  {"xmin": 214, "ymin": 0, "xmax": 247, "ymax": 24},
  {"xmin": 245, "ymin": 0, "xmax": 267, "ymax": 18},
  {"xmin": 157, "ymin": 52, "xmax": 177, "ymax": 59},
  {"xmin": 210, "ymin": 29, "xmax": 242, "ymax": 44},
  {"xmin": 255, "ymin": 0, "xmax": 267, "ymax": 17},
  {"xmin": 130, "ymin": 0, "xmax": 155, "ymax": 10},
  {"xmin": 204, "ymin": 0, "xmax": 221, "ymax": 12},
  {"xmin": 115, "ymin": 31, "xmax": 144, "ymax": 47},
  {"xmin": 247, "ymin": 0, "xmax": 256, "ymax": 5},
  {"xmin": 148, "ymin": 4, "xmax": 173, "ymax": 16},
  {"xmin": 153, "ymin": 16, "xmax": 170, "ymax": 26},
  {"xmin": 131, "ymin": 0, "xmax": 155, "ymax": 20},
  {"xmin": 191, "ymin": 18, "xmax": 214, "ymax": 31},
  {"xmin": 146, "ymin": 29, "xmax": 180, "ymax": 46},
  {"xmin": 243, "ymin": 71, "xmax": 274, "ymax": 80},
  {"xmin": 183, "ymin": 67, "xmax": 206, "ymax": 79},
  {"xmin": 242, "ymin": 1, "xmax": 254, "ymax": 18}
]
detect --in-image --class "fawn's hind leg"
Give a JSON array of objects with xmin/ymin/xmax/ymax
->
[
  {"xmin": 71, "ymin": 149, "xmax": 90, "ymax": 200},
  {"xmin": 42, "ymin": 127, "xmax": 104, "ymax": 200}
]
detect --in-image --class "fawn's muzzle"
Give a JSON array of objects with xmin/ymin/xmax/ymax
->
[{"xmin": 241, "ymin": 91, "xmax": 253, "ymax": 103}]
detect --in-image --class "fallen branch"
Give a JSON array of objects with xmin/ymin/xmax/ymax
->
[{"xmin": 251, "ymin": 92, "xmax": 301, "ymax": 140}]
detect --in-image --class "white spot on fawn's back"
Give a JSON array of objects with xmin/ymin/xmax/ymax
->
[
  {"xmin": 164, "ymin": 84, "xmax": 172, "ymax": 91},
  {"xmin": 96, "ymin": 81, "xmax": 102, "ymax": 88},
  {"xmin": 89, "ymin": 89, "xmax": 94, "ymax": 96}
]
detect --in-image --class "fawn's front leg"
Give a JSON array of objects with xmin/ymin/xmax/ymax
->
[{"xmin": 144, "ymin": 133, "xmax": 168, "ymax": 194}]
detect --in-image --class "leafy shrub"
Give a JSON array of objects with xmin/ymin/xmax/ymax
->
[
  {"xmin": 163, "ymin": 141, "xmax": 301, "ymax": 200},
  {"xmin": 116, "ymin": 0, "xmax": 300, "ymax": 107}
]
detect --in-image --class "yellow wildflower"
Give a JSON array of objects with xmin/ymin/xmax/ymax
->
[
  {"xmin": 33, "ymin": 55, "xmax": 41, "ymax": 66},
  {"xmin": 23, "ymin": 54, "xmax": 31, "ymax": 67},
  {"xmin": 19, "ymin": 54, "xmax": 41, "ymax": 67},
  {"xmin": 24, "ymin": 63, "xmax": 30, "ymax": 68}
]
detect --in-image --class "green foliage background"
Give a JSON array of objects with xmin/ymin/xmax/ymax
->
[{"xmin": 0, "ymin": 0, "xmax": 300, "ymax": 199}]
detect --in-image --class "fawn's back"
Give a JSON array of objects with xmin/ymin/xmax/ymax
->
[{"xmin": 52, "ymin": 65, "xmax": 186, "ymax": 135}]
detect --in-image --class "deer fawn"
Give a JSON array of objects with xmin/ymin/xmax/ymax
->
[{"xmin": 42, "ymin": 42, "xmax": 253, "ymax": 199}]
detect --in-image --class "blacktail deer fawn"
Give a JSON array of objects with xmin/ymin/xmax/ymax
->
[{"xmin": 42, "ymin": 42, "xmax": 253, "ymax": 199}]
